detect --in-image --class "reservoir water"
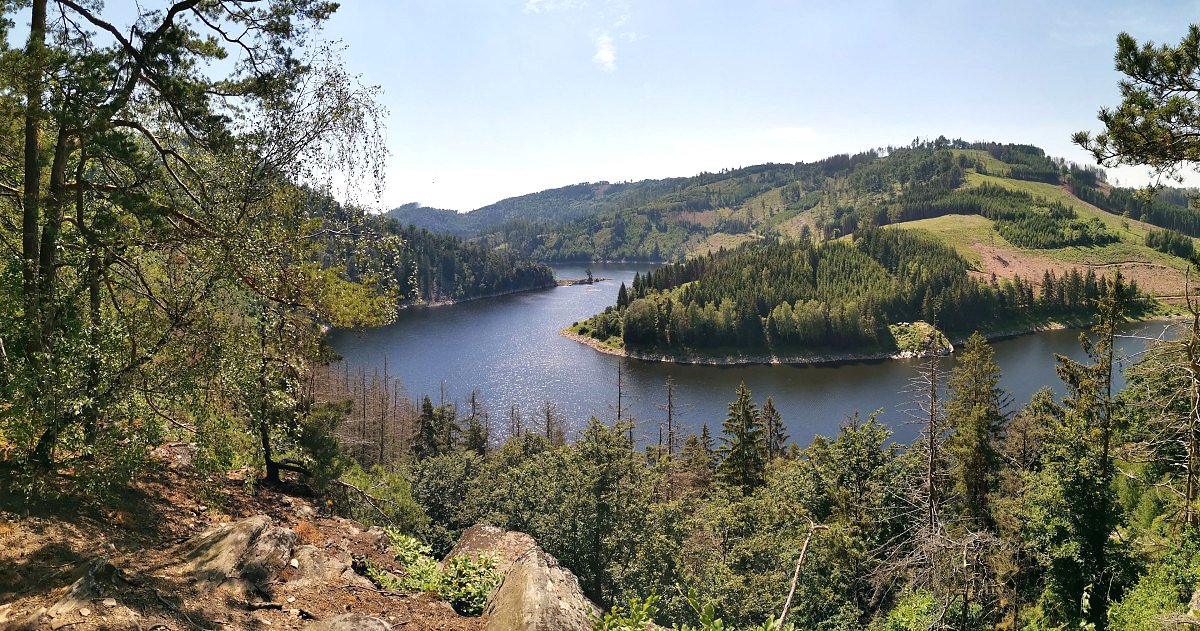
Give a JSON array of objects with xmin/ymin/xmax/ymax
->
[{"xmin": 327, "ymin": 263, "xmax": 1177, "ymax": 445}]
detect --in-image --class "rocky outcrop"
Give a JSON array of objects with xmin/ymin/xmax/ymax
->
[
  {"xmin": 483, "ymin": 548, "xmax": 601, "ymax": 631},
  {"xmin": 443, "ymin": 524, "xmax": 538, "ymax": 576},
  {"xmin": 444, "ymin": 524, "xmax": 601, "ymax": 631},
  {"xmin": 179, "ymin": 515, "xmax": 297, "ymax": 594}
]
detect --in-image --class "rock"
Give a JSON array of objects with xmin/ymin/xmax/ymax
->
[
  {"xmin": 179, "ymin": 515, "xmax": 297, "ymax": 594},
  {"xmin": 443, "ymin": 524, "xmax": 602, "ymax": 630},
  {"xmin": 78, "ymin": 608, "xmax": 90, "ymax": 617},
  {"xmin": 481, "ymin": 547, "xmax": 600, "ymax": 630},
  {"xmin": 442, "ymin": 524, "xmax": 538, "ymax": 577},
  {"xmin": 306, "ymin": 613, "xmax": 392, "ymax": 630},
  {"xmin": 295, "ymin": 505, "xmax": 317, "ymax": 521},
  {"xmin": 288, "ymin": 544, "xmax": 374, "ymax": 590},
  {"xmin": 46, "ymin": 559, "xmax": 121, "ymax": 619},
  {"xmin": 101, "ymin": 598, "xmax": 117, "ymax": 608}
]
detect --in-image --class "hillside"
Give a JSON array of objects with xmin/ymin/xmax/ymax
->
[
  {"xmin": 386, "ymin": 180, "xmax": 679, "ymax": 238},
  {"xmin": 395, "ymin": 140, "xmax": 1200, "ymax": 286},
  {"xmin": 565, "ymin": 227, "xmax": 1153, "ymax": 362},
  {"xmin": 313, "ymin": 195, "xmax": 556, "ymax": 307},
  {"xmin": 0, "ymin": 444, "xmax": 481, "ymax": 630}
]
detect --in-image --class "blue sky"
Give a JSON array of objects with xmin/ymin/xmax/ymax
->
[{"xmin": 319, "ymin": 1, "xmax": 1200, "ymax": 211}]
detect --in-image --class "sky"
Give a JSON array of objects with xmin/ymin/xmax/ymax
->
[
  {"xmin": 313, "ymin": 0, "xmax": 1199, "ymax": 211},
  {"xmin": 65, "ymin": 1, "xmax": 1200, "ymax": 211}
]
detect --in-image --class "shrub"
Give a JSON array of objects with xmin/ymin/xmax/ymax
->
[{"xmin": 380, "ymin": 529, "xmax": 500, "ymax": 616}]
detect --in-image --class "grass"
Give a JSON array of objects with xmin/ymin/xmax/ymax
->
[
  {"xmin": 888, "ymin": 321, "xmax": 949, "ymax": 354},
  {"xmin": 951, "ymin": 149, "xmax": 1012, "ymax": 176},
  {"xmin": 961, "ymin": 172, "xmax": 1188, "ymax": 268},
  {"xmin": 689, "ymin": 232, "xmax": 761, "ymax": 257},
  {"xmin": 896, "ymin": 214, "xmax": 1004, "ymax": 266}
]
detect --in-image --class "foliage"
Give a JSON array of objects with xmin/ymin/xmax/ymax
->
[
  {"xmin": 1144, "ymin": 227, "xmax": 1195, "ymax": 258},
  {"xmin": 1107, "ymin": 538, "xmax": 1200, "ymax": 630},
  {"xmin": 0, "ymin": 0, "xmax": 399, "ymax": 497},
  {"xmin": 1075, "ymin": 25, "xmax": 1200, "ymax": 183},
  {"xmin": 580, "ymin": 227, "xmax": 1138, "ymax": 356},
  {"xmin": 380, "ymin": 529, "xmax": 500, "ymax": 616},
  {"xmin": 335, "ymin": 463, "xmax": 428, "ymax": 533}
]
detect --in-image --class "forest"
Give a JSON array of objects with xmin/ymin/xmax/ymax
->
[
  {"xmin": 387, "ymin": 223, "xmax": 555, "ymax": 305},
  {"xmin": 316, "ymin": 286, "xmax": 1200, "ymax": 630},
  {"xmin": 437, "ymin": 139, "xmax": 1181, "ymax": 263},
  {"xmin": 5, "ymin": 2, "xmax": 1200, "ymax": 630},
  {"xmin": 574, "ymin": 227, "xmax": 1143, "ymax": 354}
]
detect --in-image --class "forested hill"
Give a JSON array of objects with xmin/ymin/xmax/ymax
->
[
  {"xmin": 313, "ymin": 195, "xmax": 555, "ymax": 306},
  {"xmin": 391, "ymin": 140, "xmax": 1200, "ymax": 272},
  {"xmin": 570, "ymin": 227, "xmax": 1148, "ymax": 357},
  {"xmin": 391, "ymin": 224, "xmax": 556, "ymax": 304},
  {"xmin": 387, "ymin": 179, "xmax": 682, "ymax": 238}
]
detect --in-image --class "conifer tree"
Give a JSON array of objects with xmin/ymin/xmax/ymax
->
[
  {"xmin": 680, "ymin": 433, "xmax": 713, "ymax": 489},
  {"xmin": 1028, "ymin": 272, "xmax": 1125, "ymax": 629},
  {"xmin": 945, "ymin": 332, "xmax": 1008, "ymax": 525},
  {"xmin": 761, "ymin": 396, "xmax": 789, "ymax": 459},
  {"xmin": 718, "ymin": 383, "xmax": 766, "ymax": 493},
  {"xmin": 414, "ymin": 396, "xmax": 440, "ymax": 460}
]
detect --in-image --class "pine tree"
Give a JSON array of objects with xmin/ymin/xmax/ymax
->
[
  {"xmin": 718, "ymin": 383, "xmax": 766, "ymax": 493},
  {"xmin": 437, "ymin": 403, "xmax": 459, "ymax": 453},
  {"xmin": 1028, "ymin": 272, "xmax": 1125, "ymax": 629},
  {"xmin": 700, "ymin": 423, "xmax": 716, "ymax": 465},
  {"xmin": 761, "ymin": 396, "xmax": 789, "ymax": 459},
  {"xmin": 464, "ymin": 414, "xmax": 489, "ymax": 455},
  {"xmin": 945, "ymin": 332, "xmax": 1008, "ymax": 525}
]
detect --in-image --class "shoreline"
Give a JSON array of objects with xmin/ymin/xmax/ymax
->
[
  {"xmin": 560, "ymin": 313, "xmax": 1182, "ymax": 367},
  {"xmin": 399, "ymin": 280, "xmax": 558, "ymax": 310},
  {"xmin": 558, "ymin": 329, "xmax": 952, "ymax": 367}
]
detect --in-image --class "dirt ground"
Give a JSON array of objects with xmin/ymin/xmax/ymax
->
[
  {"xmin": 972, "ymin": 244, "xmax": 1188, "ymax": 298},
  {"xmin": 0, "ymin": 445, "xmax": 481, "ymax": 631}
]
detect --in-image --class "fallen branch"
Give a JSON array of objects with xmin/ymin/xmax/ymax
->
[
  {"xmin": 332, "ymin": 479, "xmax": 396, "ymax": 524},
  {"xmin": 777, "ymin": 520, "xmax": 827, "ymax": 629}
]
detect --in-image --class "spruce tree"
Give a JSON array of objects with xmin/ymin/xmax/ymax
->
[
  {"xmin": 1028, "ymin": 272, "xmax": 1125, "ymax": 629},
  {"xmin": 945, "ymin": 332, "xmax": 1008, "ymax": 525},
  {"xmin": 718, "ymin": 383, "xmax": 766, "ymax": 493},
  {"xmin": 415, "ymin": 396, "xmax": 439, "ymax": 460},
  {"xmin": 761, "ymin": 396, "xmax": 789, "ymax": 459}
]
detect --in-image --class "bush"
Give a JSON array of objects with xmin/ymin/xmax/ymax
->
[
  {"xmin": 336, "ymin": 463, "xmax": 429, "ymax": 533},
  {"xmin": 378, "ymin": 529, "xmax": 500, "ymax": 616}
]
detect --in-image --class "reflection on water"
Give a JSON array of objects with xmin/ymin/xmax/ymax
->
[{"xmin": 327, "ymin": 263, "xmax": 1178, "ymax": 445}]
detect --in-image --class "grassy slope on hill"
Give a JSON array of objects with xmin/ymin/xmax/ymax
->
[{"xmin": 900, "ymin": 171, "xmax": 1194, "ymax": 297}]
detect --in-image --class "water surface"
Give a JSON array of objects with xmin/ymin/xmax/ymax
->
[{"xmin": 327, "ymin": 263, "xmax": 1177, "ymax": 445}]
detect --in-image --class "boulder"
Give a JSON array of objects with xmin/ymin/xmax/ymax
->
[
  {"xmin": 289, "ymin": 544, "xmax": 374, "ymax": 590},
  {"xmin": 306, "ymin": 613, "xmax": 392, "ymax": 630},
  {"xmin": 179, "ymin": 515, "xmax": 296, "ymax": 594},
  {"xmin": 481, "ymin": 548, "xmax": 600, "ymax": 631},
  {"xmin": 442, "ymin": 524, "xmax": 538, "ymax": 576},
  {"xmin": 444, "ymin": 524, "xmax": 602, "ymax": 630}
]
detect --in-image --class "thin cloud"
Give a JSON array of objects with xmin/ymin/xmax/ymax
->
[
  {"xmin": 523, "ymin": 0, "xmax": 585, "ymax": 14},
  {"xmin": 591, "ymin": 30, "xmax": 616, "ymax": 72}
]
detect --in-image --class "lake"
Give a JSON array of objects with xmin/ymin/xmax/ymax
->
[{"xmin": 327, "ymin": 263, "xmax": 1178, "ymax": 446}]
